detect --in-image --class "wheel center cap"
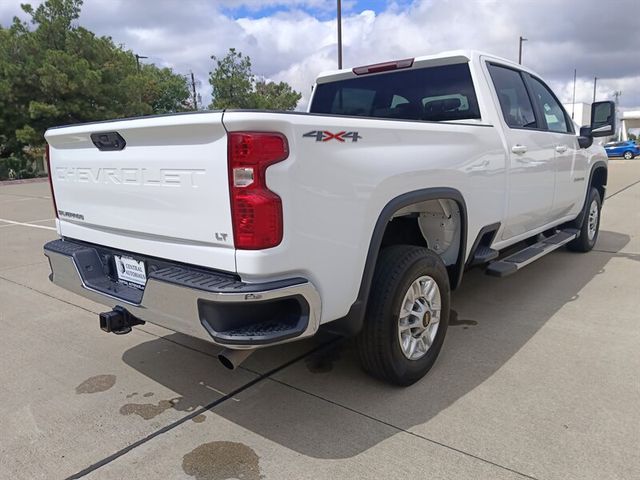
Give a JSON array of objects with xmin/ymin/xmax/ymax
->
[{"xmin": 422, "ymin": 311, "xmax": 431, "ymax": 328}]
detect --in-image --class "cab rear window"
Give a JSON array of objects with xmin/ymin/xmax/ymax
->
[{"xmin": 310, "ymin": 63, "xmax": 481, "ymax": 122}]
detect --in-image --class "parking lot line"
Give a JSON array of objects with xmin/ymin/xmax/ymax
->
[
  {"xmin": 605, "ymin": 177, "xmax": 640, "ymax": 200},
  {"xmin": 0, "ymin": 217, "xmax": 56, "ymax": 230},
  {"xmin": 0, "ymin": 192, "xmax": 51, "ymax": 200}
]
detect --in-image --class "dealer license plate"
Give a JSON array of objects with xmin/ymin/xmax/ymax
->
[{"xmin": 114, "ymin": 255, "xmax": 147, "ymax": 287}]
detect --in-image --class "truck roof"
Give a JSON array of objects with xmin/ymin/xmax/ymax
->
[{"xmin": 315, "ymin": 49, "xmax": 541, "ymax": 84}]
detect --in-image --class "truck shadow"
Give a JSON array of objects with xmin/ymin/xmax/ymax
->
[{"xmin": 122, "ymin": 230, "xmax": 632, "ymax": 459}]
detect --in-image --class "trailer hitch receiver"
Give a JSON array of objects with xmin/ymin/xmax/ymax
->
[{"xmin": 99, "ymin": 306, "xmax": 145, "ymax": 335}]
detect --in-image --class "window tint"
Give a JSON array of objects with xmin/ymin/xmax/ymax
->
[
  {"xmin": 488, "ymin": 64, "xmax": 536, "ymax": 128},
  {"xmin": 330, "ymin": 88, "xmax": 375, "ymax": 116},
  {"xmin": 310, "ymin": 63, "xmax": 481, "ymax": 122},
  {"xmin": 528, "ymin": 77, "xmax": 570, "ymax": 133}
]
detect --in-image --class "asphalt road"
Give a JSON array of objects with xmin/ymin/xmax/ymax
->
[{"xmin": 1, "ymin": 160, "xmax": 639, "ymax": 480}]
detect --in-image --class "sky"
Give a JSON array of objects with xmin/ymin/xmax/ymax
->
[{"xmin": 1, "ymin": 0, "xmax": 639, "ymax": 112}]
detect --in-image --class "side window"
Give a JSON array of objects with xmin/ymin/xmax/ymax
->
[
  {"xmin": 528, "ymin": 77, "xmax": 571, "ymax": 133},
  {"xmin": 487, "ymin": 64, "xmax": 536, "ymax": 129}
]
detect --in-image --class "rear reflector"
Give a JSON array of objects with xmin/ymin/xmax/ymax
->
[
  {"xmin": 228, "ymin": 132, "xmax": 288, "ymax": 250},
  {"xmin": 352, "ymin": 58, "xmax": 414, "ymax": 75},
  {"xmin": 45, "ymin": 144, "xmax": 59, "ymax": 219}
]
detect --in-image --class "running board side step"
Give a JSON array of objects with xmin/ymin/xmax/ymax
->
[{"xmin": 485, "ymin": 229, "xmax": 579, "ymax": 278}]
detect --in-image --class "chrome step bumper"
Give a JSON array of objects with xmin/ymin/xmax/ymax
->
[{"xmin": 44, "ymin": 239, "xmax": 321, "ymax": 348}]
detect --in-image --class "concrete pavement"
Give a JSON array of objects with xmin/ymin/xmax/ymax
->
[{"xmin": 0, "ymin": 160, "xmax": 639, "ymax": 479}]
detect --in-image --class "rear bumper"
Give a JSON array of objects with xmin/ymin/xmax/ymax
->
[{"xmin": 43, "ymin": 239, "xmax": 321, "ymax": 348}]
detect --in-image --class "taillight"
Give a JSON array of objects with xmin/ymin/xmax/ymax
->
[
  {"xmin": 45, "ymin": 143, "xmax": 59, "ymax": 219},
  {"xmin": 228, "ymin": 132, "xmax": 288, "ymax": 249},
  {"xmin": 352, "ymin": 58, "xmax": 414, "ymax": 75}
]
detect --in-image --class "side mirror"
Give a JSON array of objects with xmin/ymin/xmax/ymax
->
[{"xmin": 590, "ymin": 101, "xmax": 616, "ymax": 137}]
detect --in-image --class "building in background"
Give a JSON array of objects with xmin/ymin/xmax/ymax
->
[
  {"xmin": 563, "ymin": 102, "xmax": 640, "ymax": 143},
  {"xmin": 620, "ymin": 111, "xmax": 640, "ymax": 141},
  {"xmin": 563, "ymin": 102, "xmax": 591, "ymax": 128}
]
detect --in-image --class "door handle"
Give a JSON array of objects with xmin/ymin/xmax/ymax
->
[
  {"xmin": 555, "ymin": 145, "xmax": 568, "ymax": 153},
  {"xmin": 511, "ymin": 144, "xmax": 528, "ymax": 155}
]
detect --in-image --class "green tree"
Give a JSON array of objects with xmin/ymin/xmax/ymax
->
[
  {"xmin": 0, "ymin": 0, "xmax": 191, "ymax": 178},
  {"xmin": 209, "ymin": 48, "xmax": 301, "ymax": 111},
  {"xmin": 253, "ymin": 80, "xmax": 302, "ymax": 111},
  {"xmin": 209, "ymin": 48, "xmax": 254, "ymax": 109}
]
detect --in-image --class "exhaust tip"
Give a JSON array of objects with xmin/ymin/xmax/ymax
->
[
  {"xmin": 217, "ymin": 348, "xmax": 255, "ymax": 370},
  {"xmin": 218, "ymin": 353, "xmax": 235, "ymax": 370}
]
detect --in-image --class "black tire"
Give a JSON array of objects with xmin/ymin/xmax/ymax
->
[
  {"xmin": 356, "ymin": 245, "xmax": 450, "ymax": 386},
  {"xmin": 623, "ymin": 151, "xmax": 634, "ymax": 160},
  {"xmin": 567, "ymin": 187, "xmax": 601, "ymax": 252}
]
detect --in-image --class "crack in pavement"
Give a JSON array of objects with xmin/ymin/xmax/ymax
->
[
  {"xmin": 0, "ymin": 275, "xmax": 99, "ymax": 316},
  {"xmin": 0, "ymin": 260, "xmax": 48, "ymax": 273},
  {"xmin": 258, "ymin": 373, "xmax": 541, "ymax": 480},
  {"xmin": 64, "ymin": 338, "xmax": 341, "ymax": 480},
  {"xmin": 2, "ymin": 274, "xmax": 538, "ymax": 480},
  {"xmin": 0, "ymin": 274, "xmax": 340, "ymax": 478},
  {"xmin": 5, "ymin": 177, "xmax": 639, "ymax": 479}
]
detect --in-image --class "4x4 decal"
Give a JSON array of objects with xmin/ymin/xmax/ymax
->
[{"xmin": 303, "ymin": 130, "xmax": 362, "ymax": 142}]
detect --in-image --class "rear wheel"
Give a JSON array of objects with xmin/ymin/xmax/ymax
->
[
  {"xmin": 623, "ymin": 151, "xmax": 634, "ymax": 160},
  {"xmin": 357, "ymin": 245, "xmax": 450, "ymax": 386},
  {"xmin": 568, "ymin": 187, "xmax": 601, "ymax": 252}
]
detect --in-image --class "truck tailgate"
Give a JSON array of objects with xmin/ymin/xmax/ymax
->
[{"xmin": 45, "ymin": 112, "xmax": 236, "ymax": 272}]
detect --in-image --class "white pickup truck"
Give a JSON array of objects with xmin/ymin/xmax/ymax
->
[{"xmin": 43, "ymin": 51, "xmax": 615, "ymax": 386}]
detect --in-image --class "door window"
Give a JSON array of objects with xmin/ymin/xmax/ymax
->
[
  {"xmin": 487, "ymin": 64, "xmax": 537, "ymax": 129},
  {"xmin": 528, "ymin": 76, "xmax": 572, "ymax": 133}
]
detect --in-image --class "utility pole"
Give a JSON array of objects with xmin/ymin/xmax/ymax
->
[
  {"xmin": 592, "ymin": 77, "xmax": 597, "ymax": 103},
  {"xmin": 571, "ymin": 69, "xmax": 577, "ymax": 119},
  {"xmin": 135, "ymin": 54, "xmax": 148, "ymax": 114},
  {"xmin": 135, "ymin": 54, "xmax": 148, "ymax": 72},
  {"xmin": 613, "ymin": 90, "xmax": 622, "ymax": 105},
  {"xmin": 190, "ymin": 72, "xmax": 198, "ymax": 111},
  {"xmin": 518, "ymin": 36, "xmax": 527, "ymax": 64},
  {"xmin": 337, "ymin": 0, "xmax": 343, "ymax": 69}
]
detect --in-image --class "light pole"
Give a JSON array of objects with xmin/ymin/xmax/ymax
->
[
  {"xmin": 571, "ymin": 69, "xmax": 577, "ymax": 119},
  {"xmin": 135, "ymin": 54, "xmax": 148, "ymax": 72},
  {"xmin": 337, "ymin": 0, "xmax": 343, "ymax": 69},
  {"xmin": 593, "ymin": 77, "xmax": 597, "ymax": 103},
  {"xmin": 518, "ymin": 36, "xmax": 527, "ymax": 64}
]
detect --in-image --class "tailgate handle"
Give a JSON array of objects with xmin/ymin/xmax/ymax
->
[{"xmin": 90, "ymin": 132, "xmax": 126, "ymax": 151}]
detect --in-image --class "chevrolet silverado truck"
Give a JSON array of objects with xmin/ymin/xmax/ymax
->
[{"xmin": 43, "ymin": 51, "xmax": 615, "ymax": 386}]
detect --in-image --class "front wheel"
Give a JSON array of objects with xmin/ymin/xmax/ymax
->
[
  {"xmin": 568, "ymin": 187, "xmax": 601, "ymax": 252},
  {"xmin": 623, "ymin": 151, "xmax": 634, "ymax": 160},
  {"xmin": 357, "ymin": 245, "xmax": 450, "ymax": 386}
]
